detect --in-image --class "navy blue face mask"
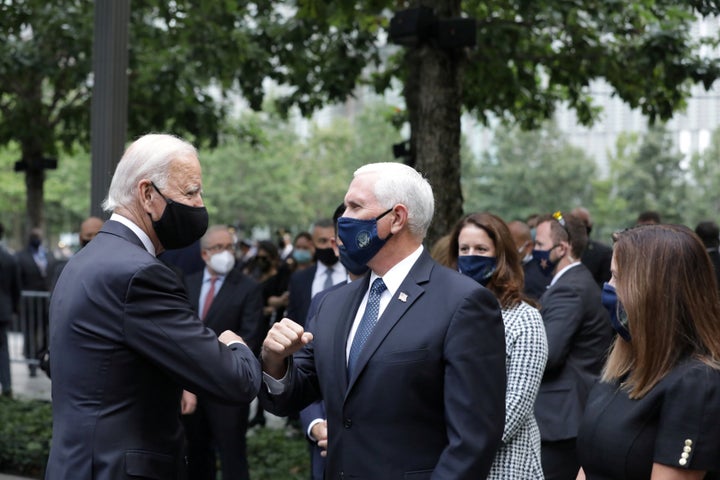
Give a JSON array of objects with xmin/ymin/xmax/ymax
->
[
  {"xmin": 336, "ymin": 208, "xmax": 393, "ymax": 269},
  {"xmin": 339, "ymin": 246, "xmax": 370, "ymax": 276},
  {"xmin": 601, "ymin": 282, "xmax": 631, "ymax": 342},
  {"xmin": 457, "ymin": 255, "xmax": 496, "ymax": 286},
  {"xmin": 532, "ymin": 248, "xmax": 557, "ymax": 277}
]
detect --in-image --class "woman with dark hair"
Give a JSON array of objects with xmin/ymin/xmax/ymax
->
[
  {"xmin": 449, "ymin": 212, "xmax": 548, "ymax": 479},
  {"xmin": 577, "ymin": 224, "xmax": 720, "ymax": 480}
]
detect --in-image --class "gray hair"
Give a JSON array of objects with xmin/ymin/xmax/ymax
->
[
  {"xmin": 354, "ymin": 162, "xmax": 434, "ymax": 239},
  {"xmin": 102, "ymin": 134, "xmax": 198, "ymax": 212},
  {"xmin": 200, "ymin": 225, "xmax": 232, "ymax": 249}
]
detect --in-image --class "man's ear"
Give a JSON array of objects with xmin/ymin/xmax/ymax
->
[
  {"xmin": 139, "ymin": 179, "xmax": 156, "ymax": 214},
  {"xmin": 389, "ymin": 204, "xmax": 409, "ymax": 234},
  {"xmin": 330, "ymin": 236, "xmax": 339, "ymax": 256}
]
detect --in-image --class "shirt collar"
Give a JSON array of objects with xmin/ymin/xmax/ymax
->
[
  {"xmin": 551, "ymin": 260, "xmax": 581, "ymax": 286},
  {"xmin": 110, "ymin": 213, "xmax": 156, "ymax": 256},
  {"xmin": 369, "ymin": 245, "xmax": 424, "ymax": 297},
  {"xmin": 202, "ymin": 267, "xmax": 225, "ymax": 282}
]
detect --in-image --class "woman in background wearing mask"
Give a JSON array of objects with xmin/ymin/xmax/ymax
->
[
  {"xmin": 448, "ymin": 212, "xmax": 548, "ymax": 479},
  {"xmin": 577, "ymin": 225, "xmax": 720, "ymax": 480}
]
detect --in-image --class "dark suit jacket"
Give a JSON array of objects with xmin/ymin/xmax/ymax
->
[
  {"xmin": 15, "ymin": 247, "xmax": 56, "ymax": 292},
  {"xmin": 183, "ymin": 266, "xmax": 264, "ymax": 480},
  {"xmin": 581, "ymin": 239, "xmax": 613, "ymax": 288},
  {"xmin": 261, "ymin": 251, "xmax": 507, "ymax": 479},
  {"xmin": 708, "ymin": 250, "xmax": 720, "ymax": 289},
  {"xmin": 298, "ymin": 280, "xmax": 356, "ymax": 480},
  {"xmin": 522, "ymin": 257, "xmax": 551, "ymax": 301},
  {"xmin": 184, "ymin": 266, "xmax": 264, "ymax": 354},
  {"xmin": 535, "ymin": 263, "xmax": 613, "ymax": 442},
  {"xmin": 0, "ymin": 247, "xmax": 20, "ymax": 325},
  {"xmin": 285, "ymin": 264, "xmax": 317, "ymax": 326},
  {"xmin": 46, "ymin": 220, "xmax": 261, "ymax": 480}
]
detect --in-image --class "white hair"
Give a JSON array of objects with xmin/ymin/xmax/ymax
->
[
  {"xmin": 354, "ymin": 162, "xmax": 434, "ymax": 239},
  {"xmin": 102, "ymin": 134, "xmax": 197, "ymax": 212}
]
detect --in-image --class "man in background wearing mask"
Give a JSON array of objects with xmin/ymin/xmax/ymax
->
[
  {"xmin": 260, "ymin": 162, "xmax": 506, "ymax": 479},
  {"xmin": 532, "ymin": 211, "xmax": 613, "ymax": 480},
  {"xmin": 15, "ymin": 227, "xmax": 57, "ymax": 376},
  {"xmin": 286, "ymin": 218, "xmax": 347, "ymax": 327},
  {"xmin": 46, "ymin": 134, "xmax": 261, "ymax": 480},
  {"xmin": 181, "ymin": 225, "xmax": 264, "ymax": 480},
  {"xmin": 507, "ymin": 219, "xmax": 550, "ymax": 301}
]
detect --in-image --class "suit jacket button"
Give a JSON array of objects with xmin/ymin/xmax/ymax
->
[{"xmin": 343, "ymin": 418, "xmax": 352, "ymax": 428}]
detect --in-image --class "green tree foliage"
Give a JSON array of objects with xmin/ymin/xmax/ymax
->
[
  {"xmin": 463, "ymin": 121, "xmax": 597, "ymax": 223},
  {"xmin": 689, "ymin": 127, "xmax": 720, "ymax": 224},
  {"xmin": 4, "ymin": 1, "xmax": 719, "ymax": 245},
  {"xmin": 191, "ymin": 101, "xmax": 402, "ymax": 234},
  {"xmin": 607, "ymin": 125, "xmax": 689, "ymax": 226}
]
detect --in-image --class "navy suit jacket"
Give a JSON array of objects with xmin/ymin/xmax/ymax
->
[
  {"xmin": 46, "ymin": 220, "xmax": 261, "ymax": 480},
  {"xmin": 261, "ymin": 250, "xmax": 506, "ymax": 479},
  {"xmin": 298, "ymin": 280, "xmax": 357, "ymax": 480},
  {"xmin": 285, "ymin": 264, "xmax": 317, "ymax": 326},
  {"xmin": 534, "ymin": 263, "xmax": 613, "ymax": 442},
  {"xmin": 184, "ymin": 266, "xmax": 265, "ymax": 355}
]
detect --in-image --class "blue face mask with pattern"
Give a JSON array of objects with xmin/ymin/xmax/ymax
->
[
  {"xmin": 457, "ymin": 255, "xmax": 496, "ymax": 286},
  {"xmin": 532, "ymin": 248, "xmax": 557, "ymax": 277},
  {"xmin": 601, "ymin": 282, "xmax": 631, "ymax": 342},
  {"xmin": 336, "ymin": 208, "xmax": 393, "ymax": 268}
]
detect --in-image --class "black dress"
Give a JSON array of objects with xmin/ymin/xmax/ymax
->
[{"xmin": 578, "ymin": 358, "xmax": 720, "ymax": 479}]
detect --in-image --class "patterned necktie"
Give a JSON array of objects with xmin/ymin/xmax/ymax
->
[
  {"xmin": 323, "ymin": 266, "xmax": 335, "ymax": 290},
  {"xmin": 348, "ymin": 278, "xmax": 387, "ymax": 377},
  {"xmin": 201, "ymin": 276, "xmax": 218, "ymax": 320}
]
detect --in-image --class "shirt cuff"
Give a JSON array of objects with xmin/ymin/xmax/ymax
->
[
  {"xmin": 262, "ymin": 358, "xmax": 292, "ymax": 395},
  {"xmin": 307, "ymin": 418, "xmax": 325, "ymax": 442}
]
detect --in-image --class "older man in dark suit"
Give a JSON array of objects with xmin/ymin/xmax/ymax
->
[
  {"xmin": 532, "ymin": 211, "xmax": 613, "ymax": 480},
  {"xmin": 46, "ymin": 134, "xmax": 261, "ymax": 480},
  {"xmin": 181, "ymin": 225, "xmax": 264, "ymax": 480},
  {"xmin": 260, "ymin": 162, "xmax": 506, "ymax": 479}
]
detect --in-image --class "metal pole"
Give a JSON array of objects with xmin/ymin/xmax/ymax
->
[{"xmin": 90, "ymin": 0, "xmax": 130, "ymax": 218}]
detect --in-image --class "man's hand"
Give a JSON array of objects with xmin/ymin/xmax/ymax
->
[
  {"xmin": 218, "ymin": 330, "xmax": 246, "ymax": 346},
  {"xmin": 181, "ymin": 390, "xmax": 197, "ymax": 415},
  {"xmin": 261, "ymin": 318, "xmax": 313, "ymax": 378},
  {"xmin": 311, "ymin": 419, "xmax": 328, "ymax": 457}
]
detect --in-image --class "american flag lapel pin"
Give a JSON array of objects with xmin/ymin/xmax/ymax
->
[{"xmin": 398, "ymin": 292, "xmax": 408, "ymax": 302}]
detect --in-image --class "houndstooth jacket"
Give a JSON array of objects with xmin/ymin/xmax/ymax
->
[{"xmin": 487, "ymin": 301, "xmax": 548, "ymax": 480}]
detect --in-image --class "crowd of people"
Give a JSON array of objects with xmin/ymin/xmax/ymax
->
[{"xmin": 2, "ymin": 132, "xmax": 720, "ymax": 480}]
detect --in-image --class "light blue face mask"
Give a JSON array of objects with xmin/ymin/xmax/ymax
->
[
  {"xmin": 457, "ymin": 255, "xmax": 496, "ymax": 286},
  {"xmin": 336, "ymin": 208, "xmax": 393, "ymax": 268},
  {"xmin": 292, "ymin": 249, "xmax": 313, "ymax": 264}
]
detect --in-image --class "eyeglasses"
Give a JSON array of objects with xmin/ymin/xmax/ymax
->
[{"xmin": 205, "ymin": 243, "xmax": 235, "ymax": 254}]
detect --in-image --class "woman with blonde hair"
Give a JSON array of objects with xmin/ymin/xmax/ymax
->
[
  {"xmin": 449, "ymin": 212, "xmax": 548, "ymax": 479},
  {"xmin": 577, "ymin": 224, "xmax": 720, "ymax": 479}
]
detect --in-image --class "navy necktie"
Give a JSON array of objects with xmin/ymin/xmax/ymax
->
[{"xmin": 348, "ymin": 278, "xmax": 387, "ymax": 377}]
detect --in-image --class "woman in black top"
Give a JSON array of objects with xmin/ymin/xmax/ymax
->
[{"xmin": 577, "ymin": 224, "xmax": 720, "ymax": 480}]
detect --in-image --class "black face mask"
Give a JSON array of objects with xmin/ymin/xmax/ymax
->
[
  {"xmin": 315, "ymin": 247, "xmax": 339, "ymax": 267},
  {"xmin": 29, "ymin": 236, "xmax": 42, "ymax": 249},
  {"xmin": 150, "ymin": 182, "xmax": 208, "ymax": 250}
]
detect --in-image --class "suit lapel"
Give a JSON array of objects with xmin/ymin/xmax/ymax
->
[{"xmin": 345, "ymin": 252, "xmax": 433, "ymax": 395}]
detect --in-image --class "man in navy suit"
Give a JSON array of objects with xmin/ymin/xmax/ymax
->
[
  {"xmin": 181, "ymin": 225, "xmax": 264, "ymax": 480},
  {"xmin": 260, "ymin": 162, "xmax": 506, "ymax": 479},
  {"xmin": 532, "ymin": 211, "xmax": 613, "ymax": 480},
  {"xmin": 46, "ymin": 134, "xmax": 261, "ymax": 480}
]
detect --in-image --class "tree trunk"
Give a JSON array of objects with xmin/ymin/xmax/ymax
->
[
  {"xmin": 403, "ymin": 0, "xmax": 465, "ymax": 248},
  {"xmin": 22, "ymin": 150, "xmax": 46, "ymax": 237}
]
